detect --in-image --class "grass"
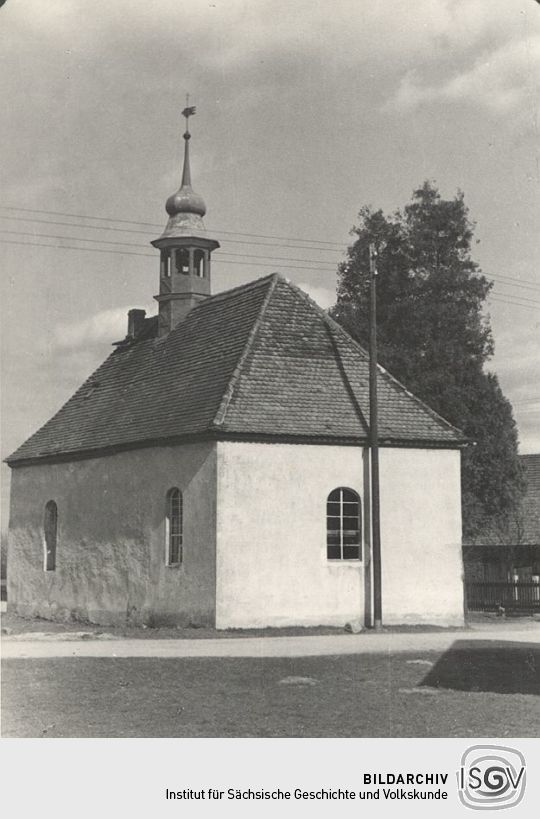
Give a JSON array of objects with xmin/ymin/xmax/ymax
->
[{"xmin": 2, "ymin": 644, "xmax": 539, "ymax": 738}]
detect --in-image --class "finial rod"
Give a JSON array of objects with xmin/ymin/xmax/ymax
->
[
  {"xmin": 182, "ymin": 93, "xmax": 196, "ymax": 137},
  {"xmin": 180, "ymin": 95, "xmax": 196, "ymax": 188}
]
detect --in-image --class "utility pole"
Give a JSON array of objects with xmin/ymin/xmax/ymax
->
[{"xmin": 369, "ymin": 243, "xmax": 383, "ymax": 630}]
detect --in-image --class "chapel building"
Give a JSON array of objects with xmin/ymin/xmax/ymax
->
[{"xmin": 6, "ymin": 115, "xmax": 466, "ymax": 628}]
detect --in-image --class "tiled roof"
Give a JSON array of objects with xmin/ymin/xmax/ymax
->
[
  {"xmin": 463, "ymin": 454, "xmax": 540, "ymax": 547},
  {"xmin": 7, "ymin": 273, "xmax": 465, "ymax": 465},
  {"xmin": 521, "ymin": 455, "xmax": 540, "ymax": 545},
  {"xmin": 521, "ymin": 454, "xmax": 540, "ymax": 493}
]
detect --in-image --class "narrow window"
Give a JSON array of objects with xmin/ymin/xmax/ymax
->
[
  {"xmin": 160, "ymin": 250, "xmax": 170, "ymax": 278},
  {"xmin": 43, "ymin": 500, "xmax": 58, "ymax": 571},
  {"xmin": 174, "ymin": 249, "xmax": 190, "ymax": 275},
  {"xmin": 327, "ymin": 488, "xmax": 361, "ymax": 560},
  {"xmin": 166, "ymin": 488, "xmax": 183, "ymax": 565},
  {"xmin": 194, "ymin": 249, "xmax": 205, "ymax": 277}
]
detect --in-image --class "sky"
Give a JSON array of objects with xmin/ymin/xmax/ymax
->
[{"xmin": 1, "ymin": 0, "xmax": 539, "ymax": 528}]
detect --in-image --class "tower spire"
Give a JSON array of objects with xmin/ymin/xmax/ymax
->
[
  {"xmin": 181, "ymin": 95, "xmax": 196, "ymax": 188},
  {"xmin": 151, "ymin": 100, "xmax": 220, "ymax": 337}
]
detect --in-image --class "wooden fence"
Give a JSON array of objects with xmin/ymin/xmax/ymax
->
[{"xmin": 466, "ymin": 580, "xmax": 540, "ymax": 612}]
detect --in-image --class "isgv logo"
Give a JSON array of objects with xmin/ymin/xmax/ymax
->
[{"xmin": 458, "ymin": 745, "xmax": 526, "ymax": 810}]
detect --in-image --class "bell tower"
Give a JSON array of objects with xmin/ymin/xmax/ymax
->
[{"xmin": 152, "ymin": 103, "xmax": 220, "ymax": 336}]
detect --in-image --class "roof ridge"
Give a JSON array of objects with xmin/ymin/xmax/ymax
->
[
  {"xmin": 329, "ymin": 320, "xmax": 466, "ymax": 439},
  {"xmin": 275, "ymin": 278, "xmax": 370, "ymax": 435},
  {"xmin": 373, "ymin": 360, "xmax": 466, "ymax": 440},
  {"xmin": 212, "ymin": 273, "xmax": 280, "ymax": 427},
  {"xmin": 190, "ymin": 272, "xmax": 278, "ymax": 312},
  {"xmin": 279, "ymin": 276, "xmax": 465, "ymax": 440}
]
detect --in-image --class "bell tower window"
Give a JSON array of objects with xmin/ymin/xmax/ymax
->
[
  {"xmin": 174, "ymin": 248, "xmax": 190, "ymax": 275},
  {"xmin": 194, "ymin": 249, "xmax": 205, "ymax": 277},
  {"xmin": 160, "ymin": 250, "xmax": 170, "ymax": 278}
]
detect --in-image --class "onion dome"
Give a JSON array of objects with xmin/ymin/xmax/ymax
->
[
  {"xmin": 153, "ymin": 105, "xmax": 217, "ymax": 243},
  {"xmin": 165, "ymin": 131, "xmax": 207, "ymax": 217}
]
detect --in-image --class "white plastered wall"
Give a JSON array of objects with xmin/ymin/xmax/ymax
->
[
  {"xmin": 379, "ymin": 447, "xmax": 464, "ymax": 626},
  {"xmin": 216, "ymin": 441, "xmax": 365, "ymax": 628},
  {"xmin": 216, "ymin": 441, "xmax": 464, "ymax": 629},
  {"xmin": 7, "ymin": 442, "xmax": 217, "ymax": 627}
]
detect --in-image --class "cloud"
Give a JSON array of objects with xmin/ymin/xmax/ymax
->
[
  {"xmin": 297, "ymin": 282, "xmax": 336, "ymax": 310},
  {"xmin": 386, "ymin": 33, "xmax": 540, "ymax": 117},
  {"xmin": 53, "ymin": 304, "xmax": 155, "ymax": 348},
  {"xmin": 4, "ymin": 0, "xmax": 529, "ymax": 73}
]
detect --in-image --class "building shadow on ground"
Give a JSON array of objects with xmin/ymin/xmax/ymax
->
[{"xmin": 421, "ymin": 640, "xmax": 539, "ymax": 695}]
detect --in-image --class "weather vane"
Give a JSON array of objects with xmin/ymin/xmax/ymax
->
[{"xmin": 182, "ymin": 93, "xmax": 196, "ymax": 138}]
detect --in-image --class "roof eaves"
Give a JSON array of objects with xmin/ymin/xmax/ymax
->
[
  {"xmin": 5, "ymin": 430, "xmax": 219, "ymax": 468},
  {"xmin": 214, "ymin": 431, "xmax": 467, "ymax": 449},
  {"xmin": 211, "ymin": 273, "xmax": 280, "ymax": 428},
  {"xmin": 4, "ymin": 351, "xmax": 121, "ymax": 465}
]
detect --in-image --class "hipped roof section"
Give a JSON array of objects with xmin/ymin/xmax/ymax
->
[{"xmin": 7, "ymin": 274, "xmax": 465, "ymax": 466}]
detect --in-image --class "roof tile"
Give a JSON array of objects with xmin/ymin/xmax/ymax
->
[{"xmin": 7, "ymin": 273, "xmax": 464, "ymax": 464}]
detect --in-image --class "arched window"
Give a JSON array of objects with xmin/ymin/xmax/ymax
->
[
  {"xmin": 166, "ymin": 488, "xmax": 183, "ymax": 565},
  {"xmin": 43, "ymin": 500, "xmax": 58, "ymax": 571},
  {"xmin": 326, "ymin": 488, "xmax": 361, "ymax": 560}
]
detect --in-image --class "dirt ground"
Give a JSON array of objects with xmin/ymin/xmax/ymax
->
[
  {"xmin": 0, "ymin": 610, "xmax": 350, "ymax": 639},
  {"xmin": 3, "ymin": 608, "xmax": 535, "ymax": 640},
  {"xmin": 2, "ymin": 641, "xmax": 539, "ymax": 738}
]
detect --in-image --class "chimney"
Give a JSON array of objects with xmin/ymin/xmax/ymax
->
[{"xmin": 127, "ymin": 309, "xmax": 146, "ymax": 339}]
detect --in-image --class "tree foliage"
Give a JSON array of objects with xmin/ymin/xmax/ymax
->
[{"xmin": 331, "ymin": 181, "xmax": 524, "ymax": 539}]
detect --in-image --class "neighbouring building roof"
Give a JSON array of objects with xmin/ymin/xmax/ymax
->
[
  {"xmin": 6, "ymin": 273, "xmax": 466, "ymax": 466},
  {"xmin": 464, "ymin": 454, "xmax": 540, "ymax": 548},
  {"xmin": 521, "ymin": 453, "xmax": 540, "ymax": 494},
  {"xmin": 520, "ymin": 454, "xmax": 540, "ymax": 545}
]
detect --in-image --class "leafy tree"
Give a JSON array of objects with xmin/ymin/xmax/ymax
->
[{"xmin": 331, "ymin": 181, "xmax": 524, "ymax": 539}]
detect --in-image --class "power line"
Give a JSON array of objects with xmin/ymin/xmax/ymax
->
[
  {"xmin": 3, "ymin": 207, "xmax": 540, "ymax": 289},
  {"xmin": 0, "ymin": 214, "xmax": 177, "ymax": 237},
  {"xmin": 0, "ymin": 238, "xmax": 154, "ymax": 259},
  {"xmin": 0, "ymin": 214, "xmax": 344, "ymax": 254},
  {"xmin": 0, "ymin": 237, "xmax": 540, "ymax": 310},
  {"xmin": 2, "ymin": 227, "xmax": 539, "ymax": 301},
  {"xmin": 1, "ymin": 231, "xmax": 538, "ymax": 307},
  {"xmin": 0, "ymin": 205, "xmax": 162, "ymax": 229},
  {"xmin": 0, "ymin": 229, "xmax": 333, "ymax": 267},
  {"xmin": 3, "ymin": 210, "xmax": 539, "ymax": 297},
  {"xmin": 3, "ymin": 206, "xmax": 540, "ymax": 290},
  {"xmin": 2, "ymin": 206, "xmax": 540, "ymax": 292},
  {"xmin": 488, "ymin": 295, "xmax": 539, "ymax": 311},
  {"xmin": 0, "ymin": 238, "xmax": 331, "ymax": 272},
  {"xmin": 488, "ymin": 293, "xmax": 540, "ymax": 306},
  {"xmin": 0, "ymin": 205, "xmax": 345, "ymax": 249},
  {"xmin": 495, "ymin": 275, "xmax": 540, "ymax": 293},
  {"xmin": 0, "ymin": 229, "xmax": 155, "ymax": 250}
]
